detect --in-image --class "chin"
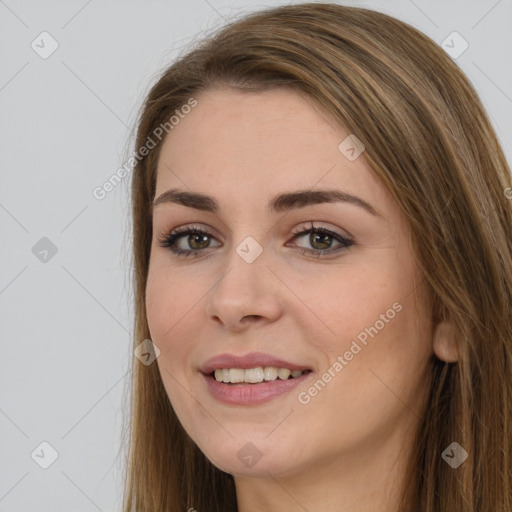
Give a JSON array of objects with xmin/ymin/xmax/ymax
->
[{"xmin": 191, "ymin": 433, "xmax": 305, "ymax": 477}]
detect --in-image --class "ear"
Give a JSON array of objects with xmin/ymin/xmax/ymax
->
[{"xmin": 432, "ymin": 320, "xmax": 459, "ymax": 362}]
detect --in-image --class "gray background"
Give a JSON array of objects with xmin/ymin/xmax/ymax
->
[{"xmin": 1, "ymin": 1, "xmax": 511, "ymax": 510}]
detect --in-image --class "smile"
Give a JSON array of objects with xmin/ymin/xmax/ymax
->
[
  {"xmin": 203, "ymin": 369, "xmax": 313, "ymax": 405},
  {"xmin": 213, "ymin": 367, "xmax": 308, "ymax": 384}
]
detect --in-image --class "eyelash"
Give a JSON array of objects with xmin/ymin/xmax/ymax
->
[{"xmin": 157, "ymin": 222, "xmax": 354, "ymax": 259}]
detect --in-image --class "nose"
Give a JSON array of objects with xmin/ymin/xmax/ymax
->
[{"xmin": 205, "ymin": 244, "xmax": 284, "ymax": 331}]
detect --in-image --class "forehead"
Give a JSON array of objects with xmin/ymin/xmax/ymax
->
[
  {"xmin": 160, "ymin": 86, "xmax": 340, "ymax": 151},
  {"xmin": 154, "ymin": 87, "xmax": 392, "ymax": 216}
]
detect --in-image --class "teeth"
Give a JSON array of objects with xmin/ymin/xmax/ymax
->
[
  {"xmin": 213, "ymin": 367, "xmax": 306, "ymax": 384},
  {"xmin": 228, "ymin": 368, "xmax": 244, "ymax": 383},
  {"xmin": 263, "ymin": 367, "xmax": 278, "ymax": 380},
  {"xmin": 277, "ymin": 368, "xmax": 291, "ymax": 380},
  {"xmin": 245, "ymin": 367, "xmax": 264, "ymax": 383}
]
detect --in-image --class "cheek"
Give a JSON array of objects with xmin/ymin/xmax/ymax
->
[
  {"xmin": 298, "ymin": 284, "xmax": 431, "ymax": 440},
  {"xmin": 145, "ymin": 265, "xmax": 199, "ymax": 377},
  {"xmin": 295, "ymin": 262, "xmax": 399, "ymax": 350},
  {"xmin": 146, "ymin": 259, "xmax": 201, "ymax": 336},
  {"xmin": 145, "ymin": 273, "xmax": 195, "ymax": 419},
  {"xmin": 298, "ymin": 257, "xmax": 429, "ymax": 374}
]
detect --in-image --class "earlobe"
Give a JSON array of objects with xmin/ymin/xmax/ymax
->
[{"xmin": 432, "ymin": 320, "xmax": 459, "ymax": 362}]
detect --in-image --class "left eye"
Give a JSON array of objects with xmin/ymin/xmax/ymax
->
[
  {"xmin": 290, "ymin": 226, "xmax": 353, "ymax": 256},
  {"xmin": 157, "ymin": 224, "xmax": 354, "ymax": 258}
]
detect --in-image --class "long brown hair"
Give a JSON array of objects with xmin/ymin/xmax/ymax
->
[{"xmin": 121, "ymin": 3, "xmax": 512, "ymax": 510}]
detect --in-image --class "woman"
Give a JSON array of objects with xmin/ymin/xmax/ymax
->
[{"xmin": 122, "ymin": 3, "xmax": 512, "ymax": 511}]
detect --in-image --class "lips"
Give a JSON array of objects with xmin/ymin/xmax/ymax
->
[{"xmin": 200, "ymin": 351, "xmax": 312, "ymax": 375}]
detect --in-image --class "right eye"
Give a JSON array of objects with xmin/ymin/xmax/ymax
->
[{"xmin": 157, "ymin": 225, "xmax": 221, "ymax": 258}]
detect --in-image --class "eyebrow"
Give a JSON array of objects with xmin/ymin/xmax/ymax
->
[{"xmin": 151, "ymin": 188, "xmax": 381, "ymax": 217}]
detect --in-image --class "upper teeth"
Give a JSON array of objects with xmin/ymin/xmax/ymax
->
[{"xmin": 214, "ymin": 367, "xmax": 305, "ymax": 384}]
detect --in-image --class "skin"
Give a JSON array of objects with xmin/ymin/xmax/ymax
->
[{"xmin": 145, "ymin": 87, "xmax": 457, "ymax": 512}]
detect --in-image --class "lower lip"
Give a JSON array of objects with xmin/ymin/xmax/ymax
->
[{"xmin": 202, "ymin": 371, "xmax": 313, "ymax": 406}]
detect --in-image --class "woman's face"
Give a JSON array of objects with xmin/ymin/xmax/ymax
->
[{"xmin": 146, "ymin": 87, "xmax": 434, "ymax": 480}]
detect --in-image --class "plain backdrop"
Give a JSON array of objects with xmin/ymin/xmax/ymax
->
[{"xmin": 1, "ymin": 1, "xmax": 511, "ymax": 510}]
